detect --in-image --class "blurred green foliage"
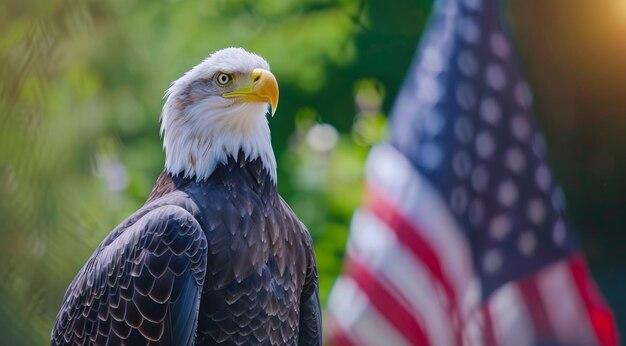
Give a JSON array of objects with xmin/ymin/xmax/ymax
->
[{"xmin": 1, "ymin": 0, "xmax": 625, "ymax": 344}]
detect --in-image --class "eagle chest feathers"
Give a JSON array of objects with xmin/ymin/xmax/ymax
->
[
  {"xmin": 169, "ymin": 158, "xmax": 311, "ymax": 345},
  {"xmin": 51, "ymin": 48, "xmax": 321, "ymax": 346}
]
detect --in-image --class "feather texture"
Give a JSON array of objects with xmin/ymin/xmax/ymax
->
[
  {"xmin": 51, "ymin": 204, "xmax": 208, "ymax": 346},
  {"xmin": 51, "ymin": 154, "xmax": 321, "ymax": 345}
]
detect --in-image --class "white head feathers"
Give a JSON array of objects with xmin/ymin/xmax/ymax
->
[{"xmin": 160, "ymin": 47, "xmax": 277, "ymax": 182}]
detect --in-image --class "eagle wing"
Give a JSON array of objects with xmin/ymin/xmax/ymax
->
[
  {"xmin": 298, "ymin": 274, "xmax": 322, "ymax": 346},
  {"xmin": 285, "ymin": 200, "xmax": 322, "ymax": 346},
  {"xmin": 51, "ymin": 205, "xmax": 208, "ymax": 346}
]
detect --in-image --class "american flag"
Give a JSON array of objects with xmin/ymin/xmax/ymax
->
[{"xmin": 326, "ymin": 0, "xmax": 619, "ymax": 345}]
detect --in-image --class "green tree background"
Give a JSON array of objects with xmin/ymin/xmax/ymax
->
[{"xmin": 1, "ymin": 0, "xmax": 625, "ymax": 344}]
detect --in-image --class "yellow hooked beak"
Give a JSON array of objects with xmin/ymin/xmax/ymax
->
[{"xmin": 222, "ymin": 69, "xmax": 279, "ymax": 116}]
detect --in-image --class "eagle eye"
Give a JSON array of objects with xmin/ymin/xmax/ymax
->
[{"xmin": 215, "ymin": 72, "xmax": 233, "ymax": 86}]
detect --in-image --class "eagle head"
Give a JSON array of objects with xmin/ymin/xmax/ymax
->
[{"xmin": 160, "ymin": 47, "xmax": 279, "ymax": 182}]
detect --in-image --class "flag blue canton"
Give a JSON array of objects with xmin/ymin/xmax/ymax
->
[{"xmin": 389, "ymin": 0, "xmax": 577, "ymax": 297}]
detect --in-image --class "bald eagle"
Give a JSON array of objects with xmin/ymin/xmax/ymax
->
[{"xmin": 51, "ymin": 48, "xmax": 322, "ymax": 346}]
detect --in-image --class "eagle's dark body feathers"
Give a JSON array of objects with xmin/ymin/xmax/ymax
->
[{"xmin": 51, "ymin": 153, "xmax": 322, "ymax": 345}]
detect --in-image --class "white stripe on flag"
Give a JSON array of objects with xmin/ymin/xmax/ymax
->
[
  {"xmin": 348, "ymin": 210, "xmax": 455, "ymax": 346},
  {"xmin": 488, "ymin": 282, "xmax": 535, "ymax": 346},
  {"xmin": 537, "ymin": 259, "xmax": 597, "ymax": 346},
  {"xmin": 327, "ymin": 277, "xmax": 411, "ymax": 346},
  {"xmin": 366, "ymin": 144, "xmax": 477, "ymax": 312},
  {"xmin": 459, "ymin": 281, "xmax": 487, "ymax": 346}
]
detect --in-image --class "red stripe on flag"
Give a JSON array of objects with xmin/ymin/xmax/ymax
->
[
  {"xmin": 326, "ymin": 315, "xmax": 358, "ymax": 346},
  {"xmin": 569, "ymin": 255, "xmax": 619, "ymax": 346},
  {"xmin": 347, "ymin": 257, "xmax": 431, "ymax": 346},
  {"xmin": 329, "ymin": 329, "xmax": 356, "ymax": 346},
  {"xmin": 517, "ymin": 275, "xmax": 554, "ymax": 340},
  {"xmin": 364, "ymin": 184, "xmax": 463, "ymax": 343},
  {"xmin": 482, "ymin": 304, "xmax": 498, "ymax": 346}
]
